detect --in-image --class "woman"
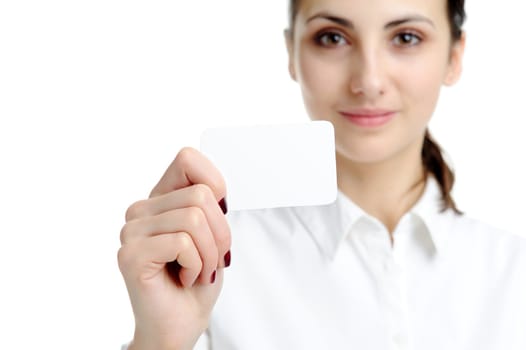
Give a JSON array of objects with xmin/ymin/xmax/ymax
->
[{"xmin": 118, "ymin": 0, "xmax": 526, "ymax": 349}]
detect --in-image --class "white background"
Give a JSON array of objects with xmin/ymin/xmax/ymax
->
[{"xmin": 1, "ymin": 1, "xmax": 525, "ymax": 349}]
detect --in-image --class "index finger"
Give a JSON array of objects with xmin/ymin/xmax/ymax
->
[{"xmin": 150, "ymin": 147, "xmax": 226, "ymax": 201}]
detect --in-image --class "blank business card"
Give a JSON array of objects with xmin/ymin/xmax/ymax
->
[{"xmin": 200, "ymin": 121, "xmax": 337, "ymax": 211}]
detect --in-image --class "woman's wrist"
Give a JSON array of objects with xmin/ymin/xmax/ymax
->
[{"xmin": 127, "ymin": 334, "xmax": 194, "ymax": 350}]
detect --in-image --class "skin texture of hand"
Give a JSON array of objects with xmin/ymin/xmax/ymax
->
[{"xmin": 118, "ymin": 148, "xmax": 231, "ymax": 350}]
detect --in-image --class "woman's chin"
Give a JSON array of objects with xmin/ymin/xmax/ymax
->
[
  {"xmin": 336, "ymin": 148, "xmax": 393, "ymax": 165},
  {"xmin": 335, "ymin": 140, "xmax": 396, "ymax": 165}
]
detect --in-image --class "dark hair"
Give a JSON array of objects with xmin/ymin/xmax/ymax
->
[{"xmin": 288, "ymin": 0, "xmax": 466, "ymax": 214}]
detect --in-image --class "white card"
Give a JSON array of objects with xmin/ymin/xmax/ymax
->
[{"xmin": 200, "ymin": 121, "xmax": 337, "ymax": 211}]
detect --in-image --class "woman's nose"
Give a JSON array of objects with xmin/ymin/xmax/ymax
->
[{"xmin": 349, "ymin": 51, "xmax": 386, "ymax": 98}]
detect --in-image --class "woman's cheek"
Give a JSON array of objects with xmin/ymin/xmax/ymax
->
[
  {"xmin": 299, "ymin": 57, "xmax": 346, "ymax": 109},
  {"xmin": 400, "ymin": 58, "xmax": 444, "ymax": 116}
]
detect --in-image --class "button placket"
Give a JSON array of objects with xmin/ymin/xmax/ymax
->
[
  {"xmin": 385, "ymin": 226, "xmax": 411, "ymax": 350},
  {"xmin": 351, "ymin": 218, "xmax": 412, "ymax": 350}
]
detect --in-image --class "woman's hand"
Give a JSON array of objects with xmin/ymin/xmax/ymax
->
[{"xmin": 118, "ymin": 147, "xmax": 231, "ymax": 350}]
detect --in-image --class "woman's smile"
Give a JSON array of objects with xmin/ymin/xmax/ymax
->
[{"xmin": 338, "ymin": 108, "xmax": 398, "ymax": 128}]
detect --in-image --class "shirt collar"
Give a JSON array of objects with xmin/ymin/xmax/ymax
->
[
  {"xmin": 409, "ymin": 176, "xmax": 455, "ymax": 255},
  {"xmin": 291, "ymin": 176, "xmax": 453, "ymax": 259},
  {"xmin": 291, "ymin": 190, "xmax": 366, "ymax": 259}
]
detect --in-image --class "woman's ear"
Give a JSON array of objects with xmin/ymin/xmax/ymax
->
[
  {"xmin": 444, "ymin": 32, "xmax": 466, "ymax": 86},
  {"xmin": 284, "ymin": 29, "xmax": 297, "ymax": 81}
]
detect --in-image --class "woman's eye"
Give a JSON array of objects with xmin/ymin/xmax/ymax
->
[
  {"xmin": 315, "ymin": 31, "xmax": 348, "ymax": 47},
  {"xmin": 393, "ymin": 32, "xmax": 421, "ymax": 46}
]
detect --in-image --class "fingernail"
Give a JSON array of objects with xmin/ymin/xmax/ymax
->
[
  {"xmin": 219, "ymin": 197, "xmax": 228, "ymax": 214},
  {"xmin": 211, "ymin": 270, "xmax": 217, "ymax": 284},
  {"xmin": 224, "ymin": 250, "xmax": 231, "ymax": 268}
]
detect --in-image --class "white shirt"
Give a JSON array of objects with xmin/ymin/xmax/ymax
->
[{"xmin": 193, "ymin": 177, "xmax": 526, "ymax": 350}]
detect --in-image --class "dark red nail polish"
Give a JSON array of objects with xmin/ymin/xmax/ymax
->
[
  {"xmin": 224, "ymin": 250, "xmax": 231, "ymax": 268},
  {"xmin": 219, "ymin": 198, "xmax": 228, "ymax": 214},
  {"xmin": 211, "ymin": 270, "xmax": 217, "ymax": 284}
]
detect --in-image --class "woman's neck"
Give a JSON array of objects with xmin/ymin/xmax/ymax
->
[{"xmin": 336, "ymin": 144, "xmax": 426, "ymax": 235}]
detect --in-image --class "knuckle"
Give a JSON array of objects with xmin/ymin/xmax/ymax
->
[
  {"xmin": 177, "ymin": 233, "xmax": 203, "ymax": 270},
  {"xmin": 185, "ymin": 206, "xmax": 206, "ymax": 228},
  {"xmin": 196, "ymin": 254, "xmax": 204, "ymax": 270},
  {"xmin": 177, "ymin": 232, "xmax": 195, "ymax": 251},
  {"xmin": 175, "ymin": 147, "xmax": 197, "ymax": 169},
  {"xmin": 192, "ymin": 184, "xmax": 213, "ymax": 206},
  {"xmin": 119, "ymin": 222, "xmax": 134, "ymax": 245},
  {"xmin": 125, "ymin": 200, "xmax": 148, "ymax": 222},
  {"xmin": 117, "ymin": 245, "xmax": 134, "ymax": 274}
]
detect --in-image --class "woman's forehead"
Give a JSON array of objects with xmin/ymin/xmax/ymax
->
[{"xmin": 296, "ymin": 0, "xmax": 447, "ymax": 24}]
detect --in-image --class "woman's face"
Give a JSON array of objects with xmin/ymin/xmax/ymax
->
[{"xmin": 286, "ymin": 0, "xmax": 464, "ymax": 164}]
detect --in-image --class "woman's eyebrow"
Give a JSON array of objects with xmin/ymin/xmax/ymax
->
[
  {"xmin": 385, "ymin": 15, "xmax": 435, "ymax": 29},
  {"xmin": 305, "ymin": 12, "xmax": 435, "ymax": 30},
  {"xmin": 306, "ymin": 12, "xmax": 354, "ymax": 29}
]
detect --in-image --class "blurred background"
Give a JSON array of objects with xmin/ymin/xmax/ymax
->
[{"xmin": 1, "ymin": 1, "xmax": 525, "ymax": 348}]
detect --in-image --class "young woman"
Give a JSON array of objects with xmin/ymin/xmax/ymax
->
[{"xmin": 118, "ymin": 0, "xmax": 526, "ymax": 349}]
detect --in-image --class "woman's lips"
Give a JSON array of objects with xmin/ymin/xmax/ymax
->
[{"xmin": 339, "ymin": 109, "xmax": 397, "ymax": 128}]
